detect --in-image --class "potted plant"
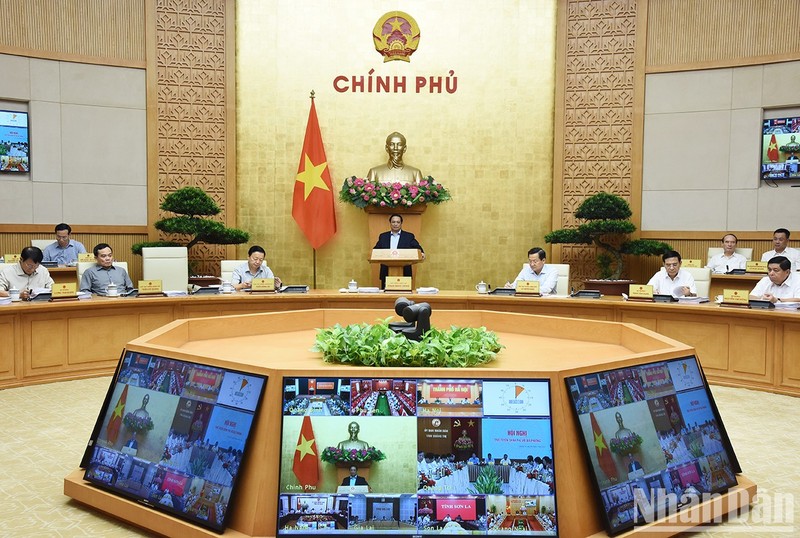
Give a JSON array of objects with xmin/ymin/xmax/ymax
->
[
  {"xmin": 545, "ymin": 192, "xmax": 671, "ymax": 294},
  {"xmin": 132, "ymin": 187, "xmax": 250, "ymax": 279}
]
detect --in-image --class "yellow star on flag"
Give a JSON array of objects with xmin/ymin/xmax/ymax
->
[
  {"xmin": 296, "ymin": 154, "xmax": 329, "ymax": 200},
  {"xmin": 295, "ymin": 433, "xmax": 316, "ymax": 461},
  {"xmin": 112, "ymin": 400, "xmax": 124, "ymax": 419},
  {"xmin": 769, "ymin": 140, "xmax": 778, "ymax": 152},
  {"xmin": 594, "ymin": 431, "xmax": 608, "ymax": 454}
]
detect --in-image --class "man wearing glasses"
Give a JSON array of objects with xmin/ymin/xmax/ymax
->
[{"xmin": 647, "ymin": 250, "xmax": 696, "ymax": 297}]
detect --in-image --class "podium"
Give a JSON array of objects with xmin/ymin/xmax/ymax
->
[
  {"xmin": 336, "ymin": 485, "xmax": 369, "ymax": 494},
  {"xmin": 369, "ymin": 248, "xmax": 423, "ymax": 289}
]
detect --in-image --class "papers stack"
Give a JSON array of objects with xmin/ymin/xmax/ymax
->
[
  {"xmin": 416, "ymin": 287, "xmax": 439, "ymax": 294},
  {"xmin": 164, "ymin": 290, "xmax": 189, "ymax": 297},
  {"xmin": 678, "ymin": 296, "xmax": 709, "ymax": 304},
  {"xmin": 0, "ymin": 296, "xmax": 11, "ymax": 306},
  {"xmin": 774, "ymin": 301, "xmax": 800, "ymax": 310},
  {"xmin": 357, "ymin": 287, "xmax": 382, "ymax": 293}
]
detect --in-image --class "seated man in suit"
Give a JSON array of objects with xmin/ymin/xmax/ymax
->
[
  {"xmin": 0, "ymin": 246, "xmax": 53, "ymax": 300},
  {"xmin": 750, "ymin": 256, "xmax": 800, "ymax": 303},
  {"xmin": 707, "ymin": 233, "xmax": 747, "ymax": 273},
  {"xmin": 374, "ymin": 214, "xmax": 425, "ymax": 287},
  {"xmin": 42, "ymin": 222, "xmax": 87, "ymax": 265},
  {"xmin": 80, "ymin": 243, "xmax": 134, "ymax": 296},
  {"xmin": 505, "ymin": 247, "xmax": 558, "ymax": 294},
  {"xmin": 647, "ymin": 250, "xmax": 696, "ymax": 297},
  {"xmin": 341, "ymin": 465, "xmax": 370, "ymax": 488}
]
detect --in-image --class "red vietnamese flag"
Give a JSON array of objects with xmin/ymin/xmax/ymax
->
[
  {"xmin": 106, "ymin": 384, "xmax": 128, "ymax": 444},
  {"xmin": 293, "ymin": 98, "xmax": 337, "ymax": 249},
  {"xmin": 590, "ymin": 412, "xmax": 618, "ymax": 484},
  {"xmin": 767, "ymin": 134, "xmax": 779, "ymax": 162},
  {"xmin": 293, "ymin": 416, "xmax": 319, "ymax": 487}
]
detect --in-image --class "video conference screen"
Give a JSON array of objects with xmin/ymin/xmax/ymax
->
[
  {"xmin": 565, "ymin": 356, "xmax": 740, "ymax": 535},
  {"xmin": 82, "ymin": 350, "xmax": 267, "ymax": 533},
  {"xmin": 0, "ymin": 109, "xmax": 29, "ymax": 173},
  {"xmin": 277, "ymin": 377, "xmax": 557, "ymax": 537},
  {"xmin": 761, "ymin": 116, "xmax": 800, "ymax": 180}
]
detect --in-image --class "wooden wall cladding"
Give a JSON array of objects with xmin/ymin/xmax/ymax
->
[
  {"xmin": 150, "ymin": 0, "xmax": 234, "ymax": 276},
  {"xmin": 0, "ymin": 0, "xmax": 145, "ymax": 66},
  {"xmin": 646, "ymin": 0, "xmax": 800, "ymax": 71}
]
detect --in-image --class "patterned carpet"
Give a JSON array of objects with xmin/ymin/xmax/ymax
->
[{"xmin": 0, "ymin": 378, "xmax": 796, "ymax": 537}]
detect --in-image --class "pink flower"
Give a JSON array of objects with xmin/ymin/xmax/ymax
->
[
  {"xmin": 393, "ymin": 182, "xmax": 403, "ymax": 190},
  {"xmin": 391, "ymin": 190, "xmax": 401, "ymax": 199},
  {"xmin": 380, "ymin": 201, "xmax": 386, "ymax": 206},
  {"xmin": 354, "ymin": 178, "xmax": 364, "ymax": 187},
  {"xmin": 349, "ymin": 188, "xmax": 356, "ymax": 194},
  {"xmin": 409, "ymin": 185, "xmax": 419, "ymax": 196},
  {"xmin": 365, "ymin": 183, "xmax": 374, "ymax": 192},
  {"xmin": 419, "ymin": 180, "xmax": 429, "ymax": 187},
  {"xmin": 419, "ymin": 196, "xmax": 425, "ymax": 202},
  {"xmin": 362, "ymin": 194, "xmax": 370, "ymax": 201}
]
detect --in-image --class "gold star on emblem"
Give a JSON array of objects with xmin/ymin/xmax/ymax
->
[
  {"xmin": 594, "ymin": 431, "xmax": 608, "ymax": 454},
  {"xmin": 296, "ymin": 434, "xmax": 316, "ymax": 460}
]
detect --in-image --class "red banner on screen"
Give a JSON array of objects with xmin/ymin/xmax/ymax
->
[
  {"xmin": 429, "ymin": 383, "xmax": 472, "ymax": 398},
  {"xmin": 192, "ymin": 371, "xmax": 220, "ymax": 387},
  {"xmin": 677, "ymin": 463, "xmax": 700, "ymax": 487},
  {"xmin": 436, "ymin": 498, "xmax": 476, "ymax": 521},
  {"xmin": 162, "ymin": 472, "xmax": 189, "ymax": 495},
  {"xmin": 374, "ymin": 380, "xmax": 391, "ymax": 390},
  {"xmin": 316, "ymin": 381, "xmax": 335, "ymax": 390}
]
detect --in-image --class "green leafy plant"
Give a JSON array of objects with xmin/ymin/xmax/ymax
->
[
  {"xmin": 320, "ymin": 446, "xmax": 386, "ymax": 465},
  {"xmin": 469, "ymin": 465, "xmax": 504, "ymax": 494},
  {"xmin": 312, "ymin": 319, "xmax": 503, "ymax": 368},
  {"xmin": 545, "ymin": 192, "xmax": 672, "ymax": 280},
  {"xmin": 131, "ymin": 186, "xmax": 250, "ymax": 258}
]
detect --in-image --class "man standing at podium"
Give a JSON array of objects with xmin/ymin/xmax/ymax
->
[
  {"xmin": 374, "ymin": 214, "xmax": 425, "ymax": 287},
  {"xmin": 341, "ymin": 465, "xmax": 370, "ymax": 488}
]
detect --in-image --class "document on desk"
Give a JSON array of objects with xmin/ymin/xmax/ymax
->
[{"xmin": 678, "ymin": 296, "xmax": 709, "ymax": 304}]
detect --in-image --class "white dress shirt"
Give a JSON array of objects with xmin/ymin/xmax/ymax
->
[
  {"xmin": 707, "ymin": 252, "xmax": 747, "ymax": 273},
  {"xmin": 750, "ymin": 273, "xmax": 800, "ymax": 300},
  {"xmin": 646, "ymin": 268, "xmax": 696, "ymax": 296},
  {"xmin": 761, "ymin": 247, "xmax": 800, "ymax": 272},
  {"xmin": 512, "ymin": 264, "xmax": 559, "ymax": 295}
]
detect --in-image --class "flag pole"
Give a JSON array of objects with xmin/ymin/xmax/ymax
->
[{"xmin": 310, "ymin": 89, "xmax": 317, "ymax": 290}]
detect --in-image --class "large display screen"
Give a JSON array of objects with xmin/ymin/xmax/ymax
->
[
  {"xmin": 277, "ymin": 377, "xmax": 557, "ymax": 536},
  {"xmin": 761, "ymin": 116, "xmax": 800, "ymax": 181},
  {"xmin": 82, "ymin": 350, "xmax": 267, "ymax": 533},
  {"xmin": 565, "ymin": 356, "xmax": 740, "ymax": 535},
  {"xmin": 0, "ymin": 109, "xmax": 29, "ymax": 173}
]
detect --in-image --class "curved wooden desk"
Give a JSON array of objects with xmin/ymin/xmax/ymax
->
[{"xmin": 2, "ymin": 291, "xmax": 799, "ymax": 396}]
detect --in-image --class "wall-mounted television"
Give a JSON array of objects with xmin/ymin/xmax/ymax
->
[
  {"xmin": 565, "ymin": 356, "xmax": 740, "ymax": 536},
  {"xmin": 761, "ymin": 116, "xmax": 800, "ymax": 181},
  {"xmin": 82, "ymin": 350, "xmax": 267, "ymax": 533},
  {"xmin": 0, "ymin": 109, "xmax": 29, "ymax": 173},
  {"xmin": 277, "ymin": 377, "xmax": 557, "ymax": 537}
]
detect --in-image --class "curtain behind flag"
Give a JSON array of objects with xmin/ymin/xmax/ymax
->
[
  {"xmin": 590, "ymin": 412, "xmax": 618, "ymax": 484},
  {"xmin": 106, "ymin": 384, "xmax": 128, "ymax": 445},
  {"xmin": 293, "ymin": 99, "xmax": 337, "ymax": 249},
  {"xmin": 293, "ymin": 415, "xmax": 320, "ymax": 487}
]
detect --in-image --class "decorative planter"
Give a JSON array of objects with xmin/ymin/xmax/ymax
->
[{"xmin": 584, "ymin": 279, "xmax": 636, "ymax": 296}]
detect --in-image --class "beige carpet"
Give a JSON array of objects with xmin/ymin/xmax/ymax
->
[{"xmin": 0, "ymin": 378, "xmax": 796, "ymax": 537}]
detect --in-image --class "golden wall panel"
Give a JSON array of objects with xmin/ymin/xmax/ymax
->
[
  {"xmin": 68, "ymin": 315, "xmax": 139, "ymax": 364},
  {"xmin": 0, "ymin": 319, "xmax": 15, "ymax": 380},
  {"xmin": 646, "ymin": 0, "xmax": 800, "ymax": 70},
  {"xmin": 0, "ymin": 0, "xmax": 145, "ymax": 65},
  {"xmin": 236, "ymin": 1, "xmax": 557, "ymax": 290},
  {"xmin": 553, "ymin": 0, "xmax": 640, "ymax": 288},
  {"xmin": 150, "ymin": 0, "xmax": 234, "ymax": 276},
  {"xmin": 27, "ymin": 319, "xmax": 67, "ymax": 371}
]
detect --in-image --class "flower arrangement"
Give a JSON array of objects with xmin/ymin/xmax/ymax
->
[
  {"xmin": 455, "ymin": 462, "xmax": 464, "ymax": 471},
  {"xmin": 320, "ymin": 446, "xmax": 386, "ymax": 465},
  {"xmin": 454, "ymin": 436, "xmax": 474, "ymax": 451},
  {"xmin": 526, "ymin": 472, "xmax": 538, "ymax": 480},
  {"xmin": 609, "ymin": 433, "xmax": 643, "ymax": 454},
  {"xmin": 418, "ymin": 472, "xmax": 436, "ymax": 490},
  {"xmin": 339, "ymin": 176, "xmax": 451, "ymax": 209},
  {"xmin": 123, "ymin": 412, "xmax": 154, "ymax": 434}
]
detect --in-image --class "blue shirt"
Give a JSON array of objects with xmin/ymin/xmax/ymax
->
[{"xmin": 42, "ymin": 239, "xmax": 87, "ymax": 264}]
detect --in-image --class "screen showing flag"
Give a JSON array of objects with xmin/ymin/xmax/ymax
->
[
  {"xmin": 82, "ymin": 350, "xmax": 266, "ymax": 533},
  {"xmin": 761, "ymin": 116, "xmax": 800, "ymax": 180},
  {"xmin": 565, "ymin": 356, "xmax": 740, "ymax": 535},
  {"xmin": 277, "ymin": 377, "xmax": 557, "ymax": 537}
]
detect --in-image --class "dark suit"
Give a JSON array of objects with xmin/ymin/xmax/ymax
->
[
  {"xmin": 374, "ymin": 230, "xmax": 424, "ymax": 286},
  {"xmin": 340, "ymin": 475, "xmax": 369, "ymax": 486}
]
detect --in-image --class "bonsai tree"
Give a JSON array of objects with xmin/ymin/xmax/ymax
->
[
  {"xmin": 132, "ymin": 186, "xmax": 250, "ymax": 261},
  {"xmin": 545, "ymin": 192, "xmax": 671, "ymax": 280}
]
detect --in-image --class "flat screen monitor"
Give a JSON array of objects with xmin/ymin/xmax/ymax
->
[
  {"xmin": 565, "ymin": 356, "xmax": 740, "ymax": 535},
  {"xmin": 277, "ymin": 377, "xmax": 557, "ymax": 537},
  {"xmin": 761, "ymin": 116, "xmax": 800, "ymax": 181},
  {"xmin": 82, "ymin": 350, "xmax": 267, "ymax": 533},
  {"xmin": 0, "ymin": 109, "xmax": 30, "ymax": 173}
]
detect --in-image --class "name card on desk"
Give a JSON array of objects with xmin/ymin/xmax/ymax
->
[
  {"xmin": 138, "ymin": 280, "xmax": 163, "ymax": 294},
  {"xmin": 385, "ymin": 276, "xmax": 412, "ymax": 292},
  {"xmin": 746, "ymin": 261, "xmax": 768, "ymax": 274},
  {"xmin": 4, "ymin": 253, "xmax": 20, "ymax": 263},
  {"xmin": 723, "ymin": 289, "xmax": 750, "ymax": 305},
  {"xmin": 78, "ymin": 253, "xmax": 94, "ymax": 262},
  {"xmin": 251, "ymin": 277, "xmax": 275, "ymax": 292},
  {"xmin": 628, "ymin": 284, "xmax": 654, "ymax": 300},
  {"xmin": 682, "ymin": 259, "xmax": 702, "ymax": 268},
  {"xmin": 51, "ymin": 282, "xmax": 77, "ymax": 298},
  {"xmin": 515, "ymin": 280, "xmax": 540, "ymax": 296}
]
